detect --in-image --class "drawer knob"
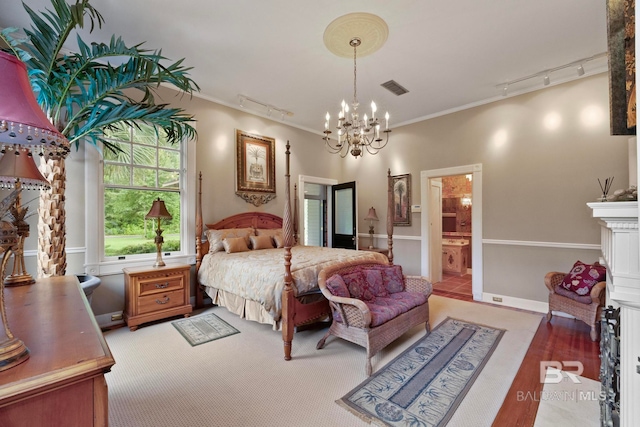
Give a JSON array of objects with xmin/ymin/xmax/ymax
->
[
  {"xmin": 156, "ymin": 297, "xmax": 170, "ymax": 304},
  {"xmin": 155, "ymin": 282, "xmax": 169, "ymax": 289}
]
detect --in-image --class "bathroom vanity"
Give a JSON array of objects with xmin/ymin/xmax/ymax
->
[{"xmin": 442, "ymin": 239, "xmax": 470, "ymax": 276}]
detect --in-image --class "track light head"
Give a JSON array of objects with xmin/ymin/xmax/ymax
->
[
  {"xmin": 543, "ymin": 74, "xmax": 550, "ymax": 86},
  {"xmin": 502, "ymin": 84, "xmax": 508, "ymax": 96},
  {"xmin": 577, "ymin": 64, "xmax": 585, "ymax": 76}
]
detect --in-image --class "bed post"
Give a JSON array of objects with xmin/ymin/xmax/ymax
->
[
  {"xmin": 387, "ymin": 168, "xmax": 394, "ymax": 264},
  {"xmin": 195, "ymin": 171, "xmax": 204, "ymax": 308},
  {"xmin": 282, "ymin": 141, "xmax": 295, "ymax": 360},
  {"xmin": 294, "ymin": 183, "xmax": 299, "ymax": 244}
]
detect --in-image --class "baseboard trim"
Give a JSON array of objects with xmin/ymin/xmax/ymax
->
[
  {"xmin": 95, "ymin": 311, "xmax": 125, "ymax": 329},
  {"xmin": 482, "ymin": 292, "xmax": 548, "ymax": 313}
]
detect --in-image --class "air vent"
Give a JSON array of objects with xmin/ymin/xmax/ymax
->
[{"xmin": 381, "ymin": 80, "xmax": 409, "ymax": 96}]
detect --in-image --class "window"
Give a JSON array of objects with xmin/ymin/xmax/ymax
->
[
  {"xmin": 84, "ymin": 122, "xmax": 196, "ymax": 276},
  {"xmin": 102, "ymin": 124, "xmax": 182, "ymax": 259}
]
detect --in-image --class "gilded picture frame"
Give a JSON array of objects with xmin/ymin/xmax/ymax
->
[
  {"xmin": 235, "ymin": 130, "xmax": 276, "ymax": 206},
  {"xmin": 392, "ymin": 174, "xmax": 411, "ymax": 226}
]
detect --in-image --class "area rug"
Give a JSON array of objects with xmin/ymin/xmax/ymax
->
[
  {"xmin": 172, "ymin": 313, "xmax": 239, "ymax": 346},
  {"xmin": 339, "ymin": 317, "xmax": 505, "ymax": 427}
]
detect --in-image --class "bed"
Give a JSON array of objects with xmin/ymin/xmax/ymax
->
[{"xmin": 195, "ymin": 141, "xmax": 395, "ymax": 360}]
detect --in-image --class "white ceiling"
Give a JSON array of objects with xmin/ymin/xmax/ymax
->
[{"xmin": 1, "ymin": 0, "xmax": 610, "ymax": 135}]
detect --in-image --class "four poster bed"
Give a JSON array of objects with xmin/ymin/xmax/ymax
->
[{"xmin": 195, "ymin": 141, "xmax": 396, "ymax": 360}]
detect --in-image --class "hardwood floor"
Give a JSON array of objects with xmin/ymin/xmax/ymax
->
[{"xmin": 431, "ymin": 289, "xmax": 601, "ymax": 426}]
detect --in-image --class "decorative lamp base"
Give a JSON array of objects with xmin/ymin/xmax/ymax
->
[
  {"xmin": 0, "ymin": 336, "xmax": 29, "ymax": 372},
  {"xmin": 4, "ymin": 274, "xmax": 35, "ymax": 287}
]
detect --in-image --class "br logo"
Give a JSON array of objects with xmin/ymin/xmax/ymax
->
[{"xmin": 540, "ymin": 361, "xmax": 584, "ymax": 384}]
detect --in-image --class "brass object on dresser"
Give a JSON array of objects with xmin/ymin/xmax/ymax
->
[
  {"xmin": 123, "ymin": 264, "xmax": 192, "ymax": 331},
  {"xmin": 0, "ymin": 276, "xmax": 115, "ymax": 426}
]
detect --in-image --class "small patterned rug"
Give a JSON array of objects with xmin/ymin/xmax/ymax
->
[
  {"xmin": 338, "ymin": 317, "xmax": 505, "ymax": 427},
  {"xmin": 172, "ymin": 313, "xmax": 240, "ymax": 346}
]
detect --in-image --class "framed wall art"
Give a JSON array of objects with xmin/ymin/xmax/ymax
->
[
  {"xmin": 235, "ymin": 129, "xmax": 276, "ymax": 206},
  {"xmin": 392, "ymin": 173, "xmax": 411, "ymax": 226}
]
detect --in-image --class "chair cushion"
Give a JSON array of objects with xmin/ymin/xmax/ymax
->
[
  {"xmin": 364, "ymin": 265, "xmax": 405, "ymax": 293},
  {"xmin": 560, "ymin": 261, "xmax": 606, "ymax": 296},
  {"xmin": 365, "ymin": 291, "xmax": 428, "ymax": 327},
  {"xmin": 361, "ymin": 268, "xmax": 389, "ymax": 297},
  {"xmin": 554, "ymin": 284, "xmax": 593, "ymax": 304}
]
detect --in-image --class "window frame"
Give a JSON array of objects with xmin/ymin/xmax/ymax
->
[{"xmin": 84, "ymin": 125, "xmax": 196, "ymax": 276}]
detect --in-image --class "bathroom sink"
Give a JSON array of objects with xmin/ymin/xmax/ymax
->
[{"xmin": 444, "ymin": 239, "xmax": 469, "ymax": 246}]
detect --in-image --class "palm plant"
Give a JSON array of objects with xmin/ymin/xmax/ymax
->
[{"xmin": 1, "ymin": 0, "xmax": 198, "ymax": 277}]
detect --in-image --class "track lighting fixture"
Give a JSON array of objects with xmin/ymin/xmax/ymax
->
[
  {"xmin": 496, "ymin": 52, "xmax": 606, "ymax": 96},
  {"xmin": 237, "ymin": 95, "xmax": 293, "ymax": 121}
]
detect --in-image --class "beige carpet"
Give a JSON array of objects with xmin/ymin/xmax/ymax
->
[{"xmin": 104, "ymin": 296, "xmax": 542, "ymax": 427}]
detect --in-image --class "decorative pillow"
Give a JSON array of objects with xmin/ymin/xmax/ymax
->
[
  {"xmin": 325, "ymin": 274, "xmax": 349, "ymax": 298},
  {"xmin": 273, "ymin": 234, "xmax": 286, "ymax": 248},
  {"xmin": 341, "ymin": 270, "xmax": 376, "ymax": 302},
  {"xmin": 256, "ymin": 228, "xmax": 283, "ymax": 238},
  {"xmin": 206, "ymin": 228, "xmax": 254, "ymax": 254},
  {"xmin": 362, "ymin": 269, "xmax": 389, "ymax": 297},
  {"xmin": 250, "ymin": 234, "xmax": 275, "ymax": 250},
  {"xmin": 366, "ymin": 264, "xmax": 405, "ymax": 293},
  {"xmin": 560, "ymin": 261, "xmax": 606, "ymax": 296},
  {"xmin": 222, "ymin": 237, "xmax": 250, "ymax": 253}
]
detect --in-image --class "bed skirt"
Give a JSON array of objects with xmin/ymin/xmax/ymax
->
[{"xmin": 203, "ymin": 286, "xmax": 328, "ymax": 331}]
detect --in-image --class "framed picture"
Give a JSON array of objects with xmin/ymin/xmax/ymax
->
[
  {"xmin": 235, "ymin": 130, "xmax": 276, "ymax": 200},
  {"xmin": 392, "ymin": 174, "xmax": 411, "ymax": 226}
]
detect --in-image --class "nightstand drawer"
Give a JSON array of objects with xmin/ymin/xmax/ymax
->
[
  {"xmin": 138, "ymin": 289, "xmax": 185, "ymax": 315},
  {"xmin": 139, "ymin": 275, "xmax": 184, "ymax": 296}
]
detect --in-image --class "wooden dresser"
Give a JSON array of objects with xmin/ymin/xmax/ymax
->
[
  {"xmin": 123, "ymin": 263, "xmax": 192, "ymax": 331},
  {"xmin": 0, "ymin": 276, "xmax": 115, "ymax": 426}
]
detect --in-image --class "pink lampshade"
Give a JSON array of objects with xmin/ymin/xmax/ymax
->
[
  {"xmin": 0, "ymin": 147, "xmax": 49, "ymax": 190},
  {"xmin": 0, "ymin": 51, "xmax": 69, "ymax": 157}
]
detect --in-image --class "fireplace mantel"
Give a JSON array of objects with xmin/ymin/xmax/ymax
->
[
  {"xmin": 587, "ymin": 201, "xmax": 640, "ymax": 309},
  {"xmin": 588, "ymin": 201, "xmax": 640, "ymax": 427}
]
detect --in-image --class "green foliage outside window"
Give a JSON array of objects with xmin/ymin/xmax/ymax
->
[{"xmin": 103, "ymin": 124, "xmax": 182, "ymax": 257}]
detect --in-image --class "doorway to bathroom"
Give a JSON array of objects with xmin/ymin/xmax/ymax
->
[
  {"xmin": 420, "ymin": 164, "xmax": 483, "ymax": 301},
  {"xmin": 437, "ymin": 174, "xmax": 473, "ymax": 296}
]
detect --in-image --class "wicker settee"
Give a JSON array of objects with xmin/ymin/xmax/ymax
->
[
  {"xmin": 316, "ymin": 259, "xmax": 432, "ymax": 376},
  {"xmin": 544, "ymin": 270, "xmax": 606, "ymax": 341}
]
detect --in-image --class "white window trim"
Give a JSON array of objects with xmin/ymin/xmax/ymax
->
[{"xmin": 85, "ymin": 129, "xmax": 196, "ymax": 276}]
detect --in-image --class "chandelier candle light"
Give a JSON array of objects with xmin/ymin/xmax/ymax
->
[
  {"xmin": 322, "ymin": 13, "xmax": 392, "ymax": 158},
  {"xmin": 146, "ymin": 198, "xmax": 172, "ymax": 268}
]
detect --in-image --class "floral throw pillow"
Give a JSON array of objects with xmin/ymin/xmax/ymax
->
[
  {"xmin": 342, "ymin": 270, "xmax": 376, "ymax": 302},
  {"xmin": 560, "ymin": 261, "xmax": 606, "ymax": 296},
  {"xmin": 325, "ymin": 274, "xmax": 349, "ymax": 298}
]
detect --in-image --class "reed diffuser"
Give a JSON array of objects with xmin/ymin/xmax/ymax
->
[{"xmin": 598, "ymin": 177, "xmax": 614, "ymax": 201}]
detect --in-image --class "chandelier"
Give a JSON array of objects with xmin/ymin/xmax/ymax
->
[{"xmin": 323, "ymin": 37, "xmax": 391, "ymax": 158}]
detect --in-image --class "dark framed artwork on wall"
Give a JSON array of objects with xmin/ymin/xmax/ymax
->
[
  {"xmin": 392, "ymin": 173, "xmax": 411, "ymax": 226},
  {"xmin": 235, "ymin": 129, "xmax": 276, "ymax": 206}
]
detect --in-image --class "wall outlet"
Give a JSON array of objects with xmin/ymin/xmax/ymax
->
[
  {"xmin": 492, "ymin": 296, "xmax": 503, "ymax": 303},
  {"xmin": 111, "ymin": 313, "xmax": 123, "ymax": 321}
]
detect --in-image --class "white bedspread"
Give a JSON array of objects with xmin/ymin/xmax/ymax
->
[{"xmin": 197, "ymin": 246, "xmax": 387, "ymax": 320}]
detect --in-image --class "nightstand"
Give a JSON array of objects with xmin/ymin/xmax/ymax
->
[
  {"xmin": 123, "ymin": 263, "xmax": 192, "ymax": 331},
  {"xmin": 361, "ymin": 247, "xmax": 389, "ymax": 257}
]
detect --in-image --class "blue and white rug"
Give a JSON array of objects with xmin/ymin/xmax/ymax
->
[
  {"xmin": 172, "ymin": 313, "xmax": 240, "ymax": 346},
  {"xmin": 339, "ymin": 317, "xmax": 505, "ymax": 427}
]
